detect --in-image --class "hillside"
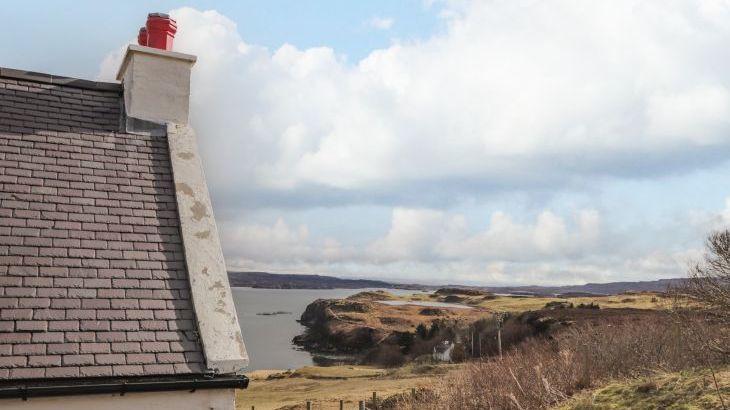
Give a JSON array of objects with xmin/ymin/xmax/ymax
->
[
  {"xmin": 479, "ymin": 278, "xmax": 684, "ymax": 296},
  {"xmin": 227, "ymin": 271, "xmax": 393, "ymax": 289},
  {"xmin": 227, "ymin": 271, "xmax": 683, "ymax": 294}
]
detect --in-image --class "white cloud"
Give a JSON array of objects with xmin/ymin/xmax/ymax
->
[
  {"xmin": 223, "ymin": 207, "xmax": 619, "ymax": 284},
  {"xmin": 713, "ymin": 197, "xmax": 730, "ymax": 227},
  {"xmin": 685, "ymin": 196, "xmax": 730, "ymax": 234},
  {"xmin": 96, "ymin": 3, "xmax": 730, "ymax": 285},
  {"xmin": 98, "ymin": 3, "xmax": 730, "ymax": 205},
  {"xmin": 368, "ymin": 16, "xmax": 394, "ymax": 30},
  {"xmin": 220, "ymin": 218, "xmax": 349, "ymax": 265},
  {"xmin": 215, "ymin": 198, "xmax": 730, "ymax": 285},
  {"xmin": 222, "ymin": 208, "xmax": 603, "ymax": 266},
  {"xmin": 369, "ymin": 207, "xmax": 602, "ymax": 262}
]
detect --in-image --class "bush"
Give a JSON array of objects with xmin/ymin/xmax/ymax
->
[
  {"xmin": 545, "ymin": 301, "xmax": 573, "ymax": 309},
  {"xmin": 400, "ymin": 312, "xmax": 728, "ymax": 409},
  {"xmin": 366, "ymin": 343, "xmax": 406, "ymax": 367},
  {"xmin": 681, "ymin": 229, "xmax": 730, "ymax": 359},
  {"xmin": 576, "ymin": 302, "xmax": 600, "ymax": 309},
  {"xmin": 415, "ymin": 323, "xmax": 428, "ymax": 339}
]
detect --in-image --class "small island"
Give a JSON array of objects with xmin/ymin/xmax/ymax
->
[{"xmin": 256, "ymin": 311, "xmax": 293, "ymax": 316}]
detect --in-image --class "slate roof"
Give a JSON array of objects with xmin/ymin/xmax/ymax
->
[{"xmin": 0, "ymin": 70, "xmax": 206, "ymax": 380}]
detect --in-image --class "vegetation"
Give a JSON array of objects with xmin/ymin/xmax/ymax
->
[
  {"xmin": 681, "ymin": 230, "xmax": 730, "ymax": 362},
  {"xmin": 685, "ymin": 229, "xmax": 730, "ymax": 317},
  {"xmin": 392, "ymin": 313, "xmax": 728, "ymax": 409},
  {"xmin": 295, "ymin": 288, "xmax": 675, "ymax": 371},
  {"xmin": 276, "ymin": 231, "xmax": 730, "ymax": 409},
  {"xmin": 475, "ymin": 292, "xmax": 667, "ymax": 311},
  {"xmin": 358, "ymin": 303, "xmax": 667, "ymax": 368},
  {"xmin": 385, "ymin": 230, "xmax": 730, "ymax": 409},
  {"xmin": 557, "ymin": 367, "xmax": 730, "ymax": 410},
  {"xmin": 363, "ymin": 289, "xmax": 671, "ymax": 311},
  {"xmin": 434, "ymin": 287, "xmax": 493, "ymax": 297},
  {"xmin": 294, "ymin": 298, "xmax": 485, "ymax": 357},
  {"xmin": 235, "ymin": 364, "xmax": 457, "ymax": 410}
]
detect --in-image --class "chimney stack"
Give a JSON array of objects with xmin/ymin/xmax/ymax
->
[{"xmin": 116, "ymin": 12, "xmax": 196, "ymax": 127}]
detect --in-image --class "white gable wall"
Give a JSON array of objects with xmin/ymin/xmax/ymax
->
[{"xmin": 1, "ymin": 388, "xmax": 234, "ymax": 410}]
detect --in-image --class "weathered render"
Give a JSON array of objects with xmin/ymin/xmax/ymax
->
[
  {"xmin": 116, "ymin": 44, "xmax": 196, "ymax": 125},
  {"xmin": 167, "ymin": 123, "xmax": 248, "ymax": 373}
]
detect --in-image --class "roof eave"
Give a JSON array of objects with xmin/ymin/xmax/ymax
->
[{"xmin": 0, "ymin": 374, "xmax": 248, "ymax": 400}]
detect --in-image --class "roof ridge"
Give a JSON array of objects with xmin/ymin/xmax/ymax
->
[{"xmin": 0, "ymin": 67, "xmax": 121, "ymax": 92}]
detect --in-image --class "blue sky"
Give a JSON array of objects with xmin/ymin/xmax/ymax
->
[
  {"xmin": 0, "ymin": 1, "xmax": 438, "ymax": 78},
  {"xmin": 4, "ymin": 1, "xmax": 730, "ymax": 285}
]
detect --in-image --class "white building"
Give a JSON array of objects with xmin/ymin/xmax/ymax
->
[{"xmin": 433, "ymin": 341, "xmax": 454, "ymax": 362}]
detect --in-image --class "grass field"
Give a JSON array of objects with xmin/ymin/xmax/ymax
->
[
  {"xmin": 359, "ymin": 290, "xmax": 671, "ymax": 312},
  {"xmin": 556, "ymin": 367, "xmax": 730, "ymax": 410},
  {"xmin": 476, "ymin": 292, "xmax": 669, "ymax": 311},
  {"xmin": 236, "ymin": 364, "xmax": 458, "ymax": 410}
]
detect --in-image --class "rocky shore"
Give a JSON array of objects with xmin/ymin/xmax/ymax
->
[{"xmin": 292, "ymin": 293, "xmax": 486, "ymax": 361}]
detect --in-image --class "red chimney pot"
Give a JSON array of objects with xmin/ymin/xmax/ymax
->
[
  {"xmin": 141, "ymin": 12, "xmax": 177, "ymax": 51},
  {"xmin": 137, "ymin": 27, "xmax": 148, "ymax": 47}
]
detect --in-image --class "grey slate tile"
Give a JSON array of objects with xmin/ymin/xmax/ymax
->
[{"xmin": 0, "ymin": 75, "xmax": 206, "ymax": 380}]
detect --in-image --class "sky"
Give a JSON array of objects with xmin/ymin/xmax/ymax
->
[{"xmin": 3, "ymin": 0, "xmax": 730, "ymax": 286}]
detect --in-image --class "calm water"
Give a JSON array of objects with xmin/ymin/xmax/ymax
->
[
  {"xmin": 231, "ymin": 287, "xmax": 422, "ymax": 371},
  {"xmin": 377, "ymin": 300, "xmax": 472, "ymax": 309}
]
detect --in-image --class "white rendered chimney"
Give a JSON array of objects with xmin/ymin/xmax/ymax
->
[{"xmin": 116, "ymin": 13, "xmax": 196, "ymax": 125}]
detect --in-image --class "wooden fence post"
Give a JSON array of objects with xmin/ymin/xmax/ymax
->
[
  {"xmin": 306, "ymin": 401, "xmax": 311, "ymax": 410},
  {"xmin": 340, "ymin": 399, "xmax": 344, "ymax": 410},
  {"xmin": 496, "ymin": 311, "xmax": 505, "ymax": 360},
  {"xmin": 372, "ymin": 391, "xmax": 377, "ymax": 410},
  {"xmin": 359, "ymin": 400, "xmax": 365, "ymax": 410}
]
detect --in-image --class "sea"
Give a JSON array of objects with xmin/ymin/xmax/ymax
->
[{"xmin": 231, "ymin": 287, "xmax": 433, "ymax": 371}]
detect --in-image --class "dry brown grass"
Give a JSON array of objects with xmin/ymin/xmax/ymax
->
[
  {"xmin": 321, "ymin": 299, "xmax": 487, "ymax": 334},
  {"xmin": 357, "ymin": 290, "xmax": 671, "ymax": 313},
  {"xmin": 236, "ymin": 364, "xmax": 458, "ymax": 410},
  {"xmin": 556, "ymin": 366, "xmax": 730, "ymax": 410},
  {"xmin": 393, "ymin": 312, "xmax": 729, "ymax": 409}
]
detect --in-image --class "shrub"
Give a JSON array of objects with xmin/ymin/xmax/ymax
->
[
  {"xmin": 400, "ymin": 312, "xmax": 727, "ymax": 409},
  {"xmin": 681, "ymin": 229, "xmax": 730, "ymax": 359},
  {"xmin": 415, "ymin": 323, "xmax": 428, "ymax": 339},
  {"xmin": 684, "ymin": 230, "xmax": 730, "ymax": 317},
  {"xmin": 427, "ymin": 321, "xmax": 441, "ymax": 339},
  {"xmin": 419, "ymin": 308, "xmax": 445, "ymax": 316},
  {"xmin": 576, "ymin": 302, "xmax": 600, "ymax": 309},
  {"xmin": 366, "ymin": 343, "xmax": 406, "ymax": 367},
  {"xmin": 545, "ymin": 301, "xmax": 573, "ymax": 309}
]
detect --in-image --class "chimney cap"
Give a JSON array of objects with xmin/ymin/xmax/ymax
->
[
  {"xmin": 117, "ymin": 44, "xmax": 197, "ymax": 82},
  {"xmin": 138, "ymin": 12, "xmax": 177, "ymax": 51}
]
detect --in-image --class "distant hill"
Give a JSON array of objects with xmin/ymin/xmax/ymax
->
[
  {"xmin": 227, "ymin": 271, "xmax": 684, "ymax": 294},
  {"xmin": 227, "ymin": 271, "xmax": 393, "ymax": 289},
  {"xmin": 480, "ymin": 278, "xmax": 685, "ymax": 296}
]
